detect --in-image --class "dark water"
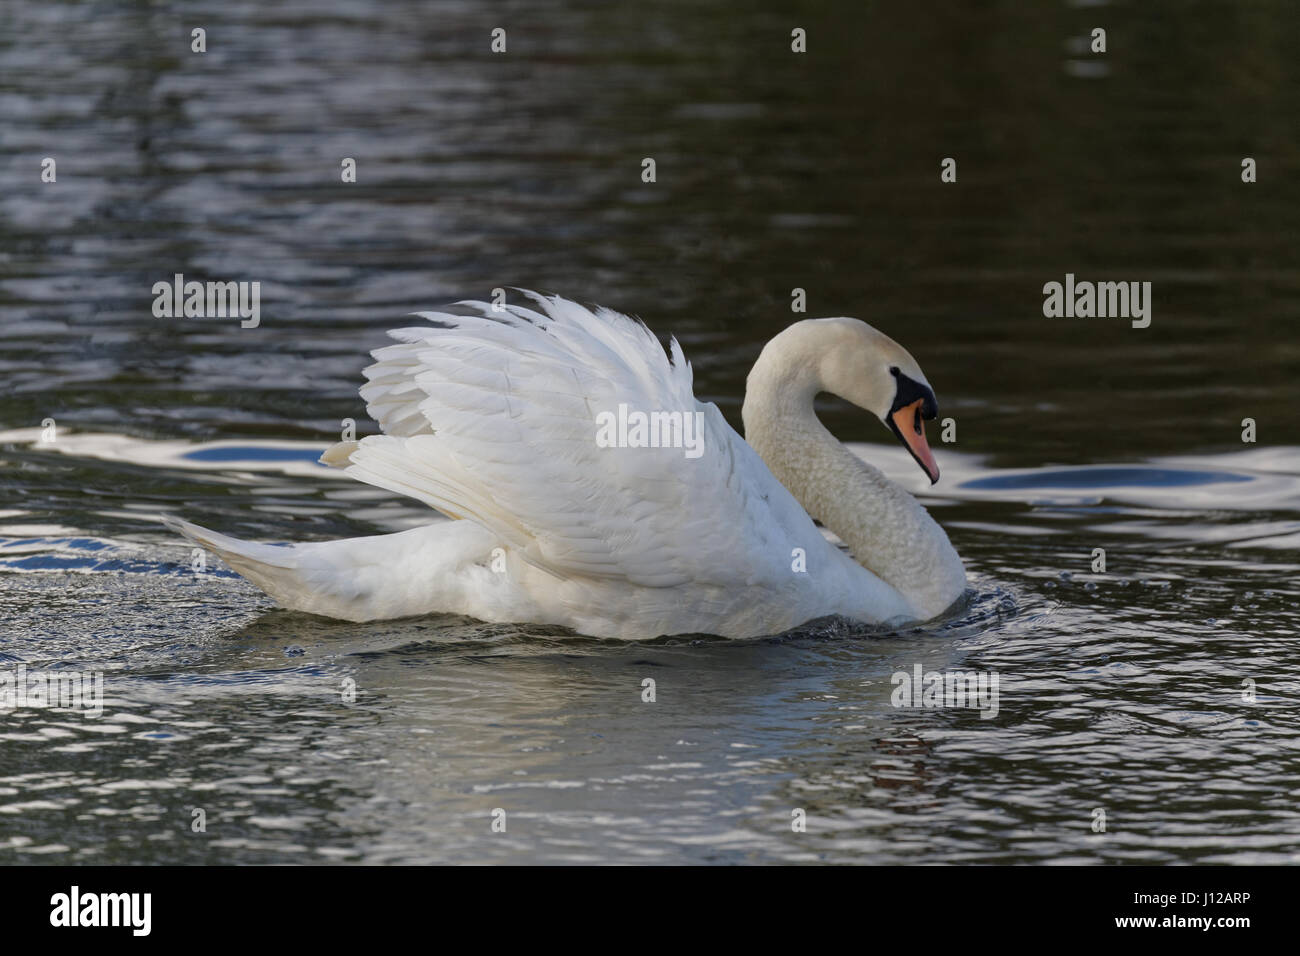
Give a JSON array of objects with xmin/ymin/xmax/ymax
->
[{"xmin": 2, "ymin": 0, "xmax": 1298, "ymax": 863}]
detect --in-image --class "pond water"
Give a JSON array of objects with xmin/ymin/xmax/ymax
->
[{"xmin": 1, "ymin": 0, "xmax": 1298, "ymax": 864}]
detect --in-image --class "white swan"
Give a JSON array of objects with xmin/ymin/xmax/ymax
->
[{"xmin": 163, "ymin": 292, "xmax": 966, "ymax": 639}]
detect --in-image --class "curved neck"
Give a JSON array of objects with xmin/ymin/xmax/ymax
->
[{"xmin": 741, "ymin": 348, "xmax": 965, "ymax": 619}]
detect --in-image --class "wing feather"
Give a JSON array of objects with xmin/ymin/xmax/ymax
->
[{"xmin": 337, "ymin": 292, "xmax": 816, "ymax": 589}]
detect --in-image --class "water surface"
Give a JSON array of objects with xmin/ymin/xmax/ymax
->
[{"xmin": 1, "ymin": 0, "xmax": 1298, "ymax": 864}]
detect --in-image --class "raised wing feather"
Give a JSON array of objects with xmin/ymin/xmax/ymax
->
[{"xmin": 336, "ymin": 292, "xmax": 816, "ymax": 589}]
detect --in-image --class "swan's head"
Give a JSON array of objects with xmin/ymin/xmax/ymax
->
[{"xmin": 811, "ymin": 318, "xmax": 942, "ymax": 484}]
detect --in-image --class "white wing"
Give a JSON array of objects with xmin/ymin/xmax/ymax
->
[{"xmin": 333, "ymin": 291, "xmax": 821, "ymax": 590}]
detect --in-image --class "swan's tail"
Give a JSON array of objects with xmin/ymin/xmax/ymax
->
[
  {"xmin": 158, "ymin": 514, "xmax": 501, "ymax": 622},
  {"xmin": 160, "ymin": 515, "xmax": 311, "ymax": 610}
]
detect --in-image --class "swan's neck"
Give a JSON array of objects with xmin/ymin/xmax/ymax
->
[{"xmin": 742, "ymin": 359, "xmax": 965, "ymax": 619}]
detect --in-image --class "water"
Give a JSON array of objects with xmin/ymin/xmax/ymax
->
[{"xmin": 2, "ymin": 0, "xmax": 1299, "ymax": 864}]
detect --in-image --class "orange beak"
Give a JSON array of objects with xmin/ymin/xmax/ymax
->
[{"xmin": 889, "ymin": 398, "xmax": 940, "ymax": 484}]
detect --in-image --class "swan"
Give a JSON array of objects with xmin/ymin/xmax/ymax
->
[{"xmin": 162, "ymin": 291, "xmax": 966, "ymax": 639}]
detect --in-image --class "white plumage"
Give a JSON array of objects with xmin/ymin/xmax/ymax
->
[{"xmin": 165, "ymin": 291, "xmax": 966, "ymax": 638}]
